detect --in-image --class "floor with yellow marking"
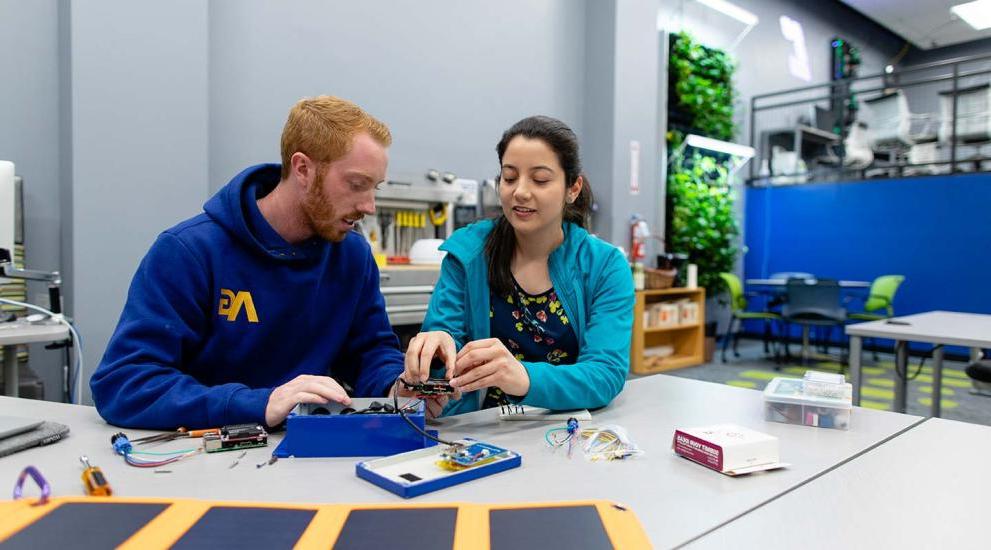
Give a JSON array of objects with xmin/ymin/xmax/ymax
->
[{"xmin": 659, "ymin": 340, "xmax": 990, "ymax": 426}]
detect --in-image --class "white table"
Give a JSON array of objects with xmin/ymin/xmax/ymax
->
[
  {"xmin": 745, "ymin": 278, "xmax": 870, "ymax": 288},
  {"xmin": 0, "ymin": 375, "xmax": 921, "ymax": 548},
  {"xmin": 0, "ymin": 322, "xmax": 69, "ymax": 397},
  {"xmin": 847, "ymin": 311, "xmax": 991, "ymax": 416},
  {"xmin": 686, "ymin": 418, "xmax": 991, "ymax": 549}
]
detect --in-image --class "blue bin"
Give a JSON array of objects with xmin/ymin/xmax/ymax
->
[{"xmin": 273, "ymin": 398, "xmax": 438, "ymax": 458}]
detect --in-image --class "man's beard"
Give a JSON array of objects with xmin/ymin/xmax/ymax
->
[{"xmin": 302, "ymin": 171, "xmax": 354, "ymax": 242}]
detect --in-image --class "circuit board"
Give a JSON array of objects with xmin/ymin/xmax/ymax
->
[
  {"xmin": 400, "ymin": 377, "xmax": 455, "ymax": 397},
  {"xmin": 203, "ymin": 423, "xmax": 268, "ymax": 453},
  {"xmin": 438, "ymin": 442, "xmax": 510, "ymax": 470}
]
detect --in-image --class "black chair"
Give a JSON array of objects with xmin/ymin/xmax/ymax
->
[
  {"xmin": 965, "ymin": 360, "xmax": 991, "ymax": 396},
  {"xmin": 781, "ymin": 278, "xmax": 848, "ymax": 366},
  {"xmin": 764, "ymin": 272, "xmax": 815, "ymax": 310}
]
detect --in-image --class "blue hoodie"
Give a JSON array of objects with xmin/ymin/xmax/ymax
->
[
  {"xmin": 91, "ymin": 164, "xmax": 404, "ymax": 429},
  {"xmin": 422, "ymin": 219, "xmax": 634, "ymax": 415}
]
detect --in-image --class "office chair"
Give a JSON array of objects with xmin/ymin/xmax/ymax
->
[
  {"xmin": 847, "ymin": 275, "xmax": 905, "ymax": 360},
  {"xmin": 718, "ymin": 273, "xmax": 782, "ymax": 362},
  {"xmin": 782, "ymin": 278, "xmax": 847, "ymax": 367},
  {"xmin": 965, "ymin": 359, "xmax": 991, "ymax": 396}
]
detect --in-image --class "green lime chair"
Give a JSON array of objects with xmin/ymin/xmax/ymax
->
[
  {"xmin": 719, "ymin": 273, "xmax": 782, "ymax": 362},
  {"xmin": 847, "ymin": 275, "xmax": 905, "ymax": 360}
]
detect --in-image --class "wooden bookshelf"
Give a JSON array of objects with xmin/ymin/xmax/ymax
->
[{"xmin": 630, "ymin": 288, "xmax": 706, "ymax": 374}]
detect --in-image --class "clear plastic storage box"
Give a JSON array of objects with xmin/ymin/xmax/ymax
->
[{"xmin": 763, "ymin": 376, "xmax": 852, "ymax": 430}]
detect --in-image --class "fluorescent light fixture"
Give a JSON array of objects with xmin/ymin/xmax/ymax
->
[
  {"xmin": 952, "ymin": 0, "xmax": 991, "ymax": 30},
  {"xmin": 685, "ymin": 134, "xmax": 756, "ymax": 159},
  {"xmin": 780, "ymin": 15, "xmax": 812, "ymax": 82},
  {"xmin": 694, "ymin": 0, "xmax": 759, "ymax": 26}
]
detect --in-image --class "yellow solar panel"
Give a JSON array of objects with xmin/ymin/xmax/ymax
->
[{"xmin": 0, "ymin": 497, "xmax": 650, "ymax": 549}]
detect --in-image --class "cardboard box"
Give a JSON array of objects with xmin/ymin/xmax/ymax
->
[
  {"xmin": 672, "ymin": 424, "xmax": 787, "ymax": 476},
  {"xmin": 678, "ymin": 301, "xmax": 698, "ymax": 325},
  {"xmin": 657, "ymin": 303, "xmax": 678, "ymax": 327}
]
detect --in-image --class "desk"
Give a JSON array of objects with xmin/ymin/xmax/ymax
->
[
  {"xmin": 847, "ymin": 311, "xmax": 991, "ymax": 416},
  {"xmin": 0, "ymin": 322, "xmax": 69, "ymax": 397},
  {"xmin": 380, "ymin": 266, "xmax": 438, "ymax": 327},
  {"xmin": 0, "ymin": 375, "xmax": 921, "ymax": 548},
  {"xmin": 745, "ymin": 278, "xmax": 870, "ymax": 288},
  {"xmin": 686, "ymin": 418, "xmax": 991, "ymax": 549},
  {"xmin": 760, "ymin": 125, "xmax": 841, "ymax": 182}
]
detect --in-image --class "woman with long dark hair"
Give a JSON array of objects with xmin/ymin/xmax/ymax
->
[{"xmin": 403, "ymin": 115, "xmax": 634, "ymax": 415}]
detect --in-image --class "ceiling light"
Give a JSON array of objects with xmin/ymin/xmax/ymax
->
[
  {"xmin": 951, "ymin": 0, "xmax": 991, "ymax": 30},
  {"xmin": 685, "ymin": 134, "xmax": 756, "ymax": 159},
  {"xmin": 694, "ymin": 0, "xmax": 759, "ymax": 26}
]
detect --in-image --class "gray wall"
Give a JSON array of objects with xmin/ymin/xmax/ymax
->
[
  {"xmin": 0, "ymin": 0, "xmax": 64, "ymax": 399},
  {"xmin": 584, "ymin": 0, "xmax": 661, "ymax": 249},
  {"xmin": 6, "ymin": 0, "xmax": 917, "ymax": 401},
  {"xmin": 582, "ymin": 0, "xmax": 617, "ymax": 240},
  {"xmin": 208, "ymin": 0, "xmax": 586, "ymax": 192},
  {"xmin": 68, "ymin": 1, "xmax": 210, "ymax": 403}
]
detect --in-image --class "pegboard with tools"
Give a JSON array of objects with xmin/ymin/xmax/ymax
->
[{"xmin": 364, "ymin": 171, "xmax": 477, "ymax": 263}]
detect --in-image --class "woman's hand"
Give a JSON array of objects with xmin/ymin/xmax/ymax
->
[
  {"xmin": 450, "ymin": 338, "xmax": 530, "ymax": 396},
  {"xmin": 389, "ymin": 380, "xmax": 449, "ymax": 419},
  {"xmin": 400, "ymin": 331, "xmax": 460, "ymax": 418},
  {"xmin": 404, "ymin": 331, "xmax": 457, "ymax": 382}
]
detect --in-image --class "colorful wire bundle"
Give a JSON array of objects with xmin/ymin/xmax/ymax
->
[
  {"xmin": 545, "ymin": 417, "xmax": 582, "ymax": 458},
  {"xmin": 545, "ymin": 420, "xmax": 644, "ymax": 461},
  {"xmin": 110, "ymin": 433, "xmax": 200, "ymax": 468},
  {"xmin": 581, "ymin": 425, "xmax": 644, "ymax": 461}
]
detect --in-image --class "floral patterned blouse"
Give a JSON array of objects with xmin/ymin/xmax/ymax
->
[{"xmin": 482, "ymin": 279, "xmax": 579, "ymax": 409}]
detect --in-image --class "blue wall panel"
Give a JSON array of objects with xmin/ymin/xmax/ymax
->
[{"xmin": 743, "ymin": 174, "xmax": 991, "ymax": 347}]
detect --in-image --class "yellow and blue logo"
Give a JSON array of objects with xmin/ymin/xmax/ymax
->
[{"xmin": 218, "ymin": 289, "xmax": 258, "ymax": 323}]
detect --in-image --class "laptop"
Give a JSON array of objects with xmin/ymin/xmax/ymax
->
[{"xmin": 0, "ymin": 415, "xmax": 44, "ymax": 440}]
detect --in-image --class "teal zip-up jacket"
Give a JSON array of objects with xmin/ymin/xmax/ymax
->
[{"xmin": 422, "ymin": 219, "xmax": 634, "ymax": 416}]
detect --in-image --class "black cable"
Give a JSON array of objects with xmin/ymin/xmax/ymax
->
[
  {"xmin": 908, "ymin": 344, "xmax": 942, "ymax": 381},
  {"xmin": 896, "ymin": 344, "xmax": 942, "ymax": 381},
  {"xmin": 392, "ymin": 378, "xmax": 457, "ymax": 446},
  {"xmin": 343, "ymin": 401, "xmax": 395, "ymax": 415}
]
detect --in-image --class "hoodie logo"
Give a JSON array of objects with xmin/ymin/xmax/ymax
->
[{"xmin": 218, "ymin": 289, "xmax": 258, "ymax": 323}]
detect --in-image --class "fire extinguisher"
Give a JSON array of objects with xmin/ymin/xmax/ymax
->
[{"xmin": 629, "ymin": 215, "xmax": 650, "ymax": 262}]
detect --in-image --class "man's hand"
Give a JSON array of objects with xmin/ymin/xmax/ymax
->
[
  {"xmin": 403, "ymin": 331, "xmax": 458, "ymax": 382},
  {"xmin": 391, "ymin": 381, "xmax": 451, "ymax": 419},
  {"xmin": 265, "ymin": 374, "xmax": 351, "ymax": 427},
  {"xmin": 450, "ymin": 338, "xmax": 530, "ymax": 396},
  {"xmin": 422, "ymin": 395, "xmax": 449, "ymax": 418}
]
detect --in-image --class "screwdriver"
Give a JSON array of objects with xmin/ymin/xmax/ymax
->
[{"xmin": 80, "ymin": 455, "xmax": 112, "ymax": 496}]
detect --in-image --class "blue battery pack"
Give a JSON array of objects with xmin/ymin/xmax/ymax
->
[
  {"xmin": 356, "ymin": 438, "xmax": 522, "ymax": 498},
  {"xmin": 273, "ymin": 399, "xmax": 437, "ymax": 458}
]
